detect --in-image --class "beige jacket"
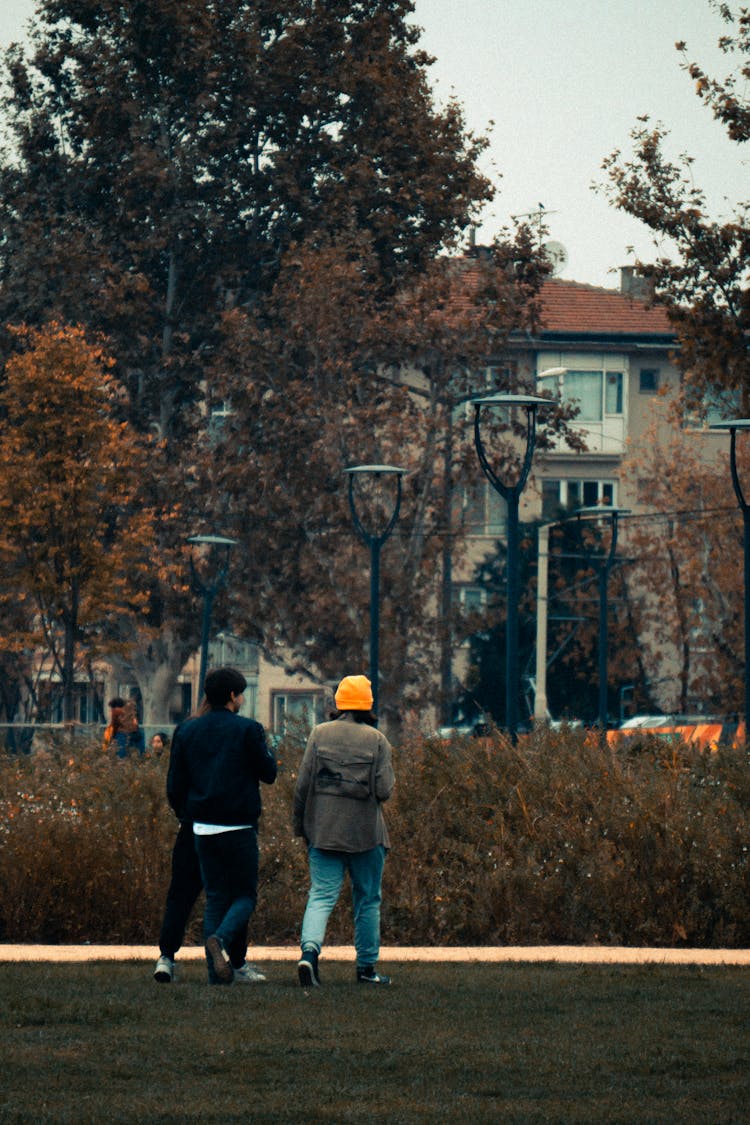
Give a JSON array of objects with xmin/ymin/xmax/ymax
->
[{"xmin": 293, "ymin": 716, "xmax": 395, "ymax": 852}]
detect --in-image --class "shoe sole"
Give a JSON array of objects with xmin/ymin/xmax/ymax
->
[
  {"xmin": 297, "ymin": 960, "xmax": 320, "ymax": 988},
  {"xmin": 153, "ymin": 970, "xmax": 172, "ymax": 983},
  {"xmin": 206, "ymin": 936, "xmax": 233, "ymax": 983}
]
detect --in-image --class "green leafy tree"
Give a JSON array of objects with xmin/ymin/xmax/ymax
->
[{"xmin": 0, "ymin": 323, "xmax": 154, "ymax": 722}]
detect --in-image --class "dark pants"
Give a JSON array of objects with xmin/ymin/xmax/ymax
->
[
  {"xmin": 158, "ymin": 821, "xmax": 203, "ymax": 960},
  {"xmin": 195, "ymin": 827, "xmax": 259, "ymax": 983}
]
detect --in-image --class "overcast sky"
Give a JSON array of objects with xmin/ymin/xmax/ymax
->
[{"xmin": 1, "ymin": 0, "xmax": 746, "ymax": 288}]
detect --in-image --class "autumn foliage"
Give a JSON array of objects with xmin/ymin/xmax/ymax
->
[
  {"xmin": 1, "ymin": 727, "xmax": 748, "ymax": 948},
  {"xmin": 0, "ymin": 323, "xmax": 155, "ymax": 720}
]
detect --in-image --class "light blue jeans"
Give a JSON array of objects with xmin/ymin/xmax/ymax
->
[{"xmin": 301, "ymin": 845, "xmax": 386, "ymax": 968}]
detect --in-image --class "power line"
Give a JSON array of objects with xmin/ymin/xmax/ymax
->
[{"xmin": 617, "ymin": 505, "xmax": 738, "ymax": 525}]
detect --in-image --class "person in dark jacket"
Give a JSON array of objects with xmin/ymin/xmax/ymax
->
[{"xmin": 167, "ymin": 666, "xmax": 277, "ymax": 984}]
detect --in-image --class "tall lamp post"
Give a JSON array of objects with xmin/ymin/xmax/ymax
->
[
  {"xmin": 710, "ymin": 419, "xmax": 750, "ymax": 731},
  {"xmin": 188, "ymin": 534, "xmax": 238, "ymax": 700},
  {"xmin": 345, "ymin": 465, "xmax": 405, "ymax": 717},
  {"xmin": 471, "ymin": 393, "xmax": 554, "ymax": 738},
  {"xmin": 533, "ymin": 520, "xmax": 555, "ymax": 724},
  {"xmin": 574, "ymin": 506, "xmax": 629, "ymax": 733}
]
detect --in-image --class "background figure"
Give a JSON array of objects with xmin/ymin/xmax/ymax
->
[
  {"xmin": 149, "ymin": 731, "xmax": 169, "ymax": 755},
  {"xmin": 103, "ymin": 697, "xmax": 145, "ymax": 757},
  {"xmin": 167, "ymin": 667, "xmax": 277, "ymax": 984},
  {"xmin": 293, "ymin": 674, "xmax": 395, "ymax": 987},
  {"xmin": 102, "ymin": 696, "xmax": 125, "ymax": 748}
]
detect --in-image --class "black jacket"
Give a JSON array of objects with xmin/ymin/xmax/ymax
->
[{"xmin": 167, "ymin": 708, "xmax": 277, "ymax": 826}]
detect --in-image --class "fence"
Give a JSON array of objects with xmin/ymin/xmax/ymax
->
[{"xmin": 0, "ymin": 723, "xmax": 176, "ymax": 754}]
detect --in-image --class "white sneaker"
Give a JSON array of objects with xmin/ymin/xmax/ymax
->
[
  {"xmin": 233, "ymin": 962, "xmax": 267, "ymax": 983},
  {"xmin": 153, "ymin": 955, "xmax": 174, "ymax": 983}
]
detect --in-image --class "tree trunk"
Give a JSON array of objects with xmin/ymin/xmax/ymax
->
[
  {"xmin": 62, "ymin": 577, "xmax": 80, "ymax": 723},
  {"xmin": 124, "ymin": 626, "xmax": 194, "ymax": 726}
]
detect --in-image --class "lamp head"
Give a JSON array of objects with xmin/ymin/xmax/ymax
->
[
  {"xmin": 188, "ymin": 533, "xmax": 238, "ymax": 551},
  {"xmin": 710, "ymin": 419, "xmax": 750, "ymax": 433},
  {"xmin": 344, "ymin": 464, "xmax": 406, "ymax": 477},
  {"xmin": 574, "ymin": 506, "xmax": 631, "ymax": 520},
  {"xmin": 470, "ymin": 393, "xmax": 556, "ymax": 409}
]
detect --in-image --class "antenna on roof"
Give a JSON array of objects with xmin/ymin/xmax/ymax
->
[{"xmin": 510, "ymin": 203, "xmax": 558, "ymax": 230}]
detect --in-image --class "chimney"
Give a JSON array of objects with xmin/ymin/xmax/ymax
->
[{"xmin": 619, "ymin": 265, "xmax": 652, "ymax": 300}]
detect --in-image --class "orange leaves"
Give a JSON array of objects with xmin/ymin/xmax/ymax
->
[{"xmin": 0, "ymin": 322, "xmax": 157, "ymax": 704}]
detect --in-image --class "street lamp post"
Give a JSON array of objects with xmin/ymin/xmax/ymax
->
[
  {"xmin": 710, "ymin": 419, "xmax": 750, "ymax": 731},
  {"xmin": 574, "ymin": 506, "xmax": 630, "ymax": 733},
  {"xmin": 471, "ymin": 393, "xmax": 554, "ymax": 738},
  {"xmin": 533, "ymin": 520, "xmax": 554, "ymax": 724},
  {"xmin": 188, "ymin": 534, "xmax": 238, "ymax": 700},
  {"xmin": 345, "ymin": 465, "xmax": 406, "ymax": 718}
]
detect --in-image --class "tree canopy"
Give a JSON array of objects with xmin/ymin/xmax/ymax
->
[
  {"xmin": 602, "ymin": 1, "xmax": 750, "ymax": 415},
  {"xmin": 0, "ymin": 0, "xmax": 493, "ymax": 434},
  {"xmin": 0, "ymin": 323, "xmax": 154, "ymax": 721},
  {"xmin": 0, "ymin": 1, "xmax": 540, "ymax": 724}
]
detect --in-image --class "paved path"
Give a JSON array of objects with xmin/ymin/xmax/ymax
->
[{"xmin": 2, "ymin": 945, "xmax": 749, "ymax": 965}]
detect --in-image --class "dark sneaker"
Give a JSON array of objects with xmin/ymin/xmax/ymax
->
[
  {"xmin": 357, "ymin": 966, "xmax": 391, "ymax": 985},
  {"xmin": 206, "ymin": 935, "xmax": 233, "ymax": 983},
  {"xmin": 297, "ymin": 949, "xmax": 320, "ymax": 988},
  {"xmin": 153, "ymin": 954, "xmax": 174, "ymax": 983}
]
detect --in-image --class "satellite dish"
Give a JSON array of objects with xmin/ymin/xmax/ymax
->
[{"xmin": 542, "ymin": 240, "xmax": 568, "ymax": 275}]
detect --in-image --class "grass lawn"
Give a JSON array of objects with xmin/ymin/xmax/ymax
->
[{"xmin": 1, "ymin": 960, "xmax": 748, "ymax": 1123}]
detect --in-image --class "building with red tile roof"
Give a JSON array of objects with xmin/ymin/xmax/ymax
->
[{"xmin": 537, "ymin": 275, "xmax": 673, "ymax": 341}]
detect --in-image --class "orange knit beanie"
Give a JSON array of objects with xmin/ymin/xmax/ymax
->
[{"xmin": 334, "ymin": 674, "xmax": 374, "ymax": 712}]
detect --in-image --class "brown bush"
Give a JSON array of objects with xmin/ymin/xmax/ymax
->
[{"xmin": 1, "ymin": 726, "xmax": 748, "ymax": 947}]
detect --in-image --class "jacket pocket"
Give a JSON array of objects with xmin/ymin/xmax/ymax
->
[{"xmin": 313, "ymin": 749, "xmax": 375, "ymax": 800}]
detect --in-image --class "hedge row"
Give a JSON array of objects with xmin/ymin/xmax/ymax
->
[{"xmin": 1, "ymin": 727, "xmax": 748, "ymax": 947}]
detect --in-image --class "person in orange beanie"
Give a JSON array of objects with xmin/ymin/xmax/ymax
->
[{"xmin": 293, "ymin": 674, "xmax": 395, "ymax": 987}]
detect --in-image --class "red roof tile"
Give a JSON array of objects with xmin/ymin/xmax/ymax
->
[{"xmin": 539, "ymin": 278, "xmax": 673, "ymax": 337}]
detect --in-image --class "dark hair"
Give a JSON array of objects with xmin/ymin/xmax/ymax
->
[
  {"xmin": 332, "ymin": 708, "xmax": 377, "ymax": 727},
  {"xmin": 108, "ymin": 696, "xmax": 125, "ymax": 709},
  {"xmin": 204, "ymin": 666, "xmax": 247, "ymax": 707}
]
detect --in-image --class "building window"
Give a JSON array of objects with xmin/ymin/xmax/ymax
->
[
  {"xmin": 208, "ymin": 634, "xmax": 260, "ymax": 675},
  {"xmin": 639, "ymin": 368, "xmax": 659, "ymax": 394},
  {"xmin": 38, "ymin": 680, "xmax": 106, "ymax": 723},
  {"xmin": 457, "ymin": 480, "xmax": 507, "ymax": 536},
  {"xmin": 687, "ymin": 386, "xmax": 742, "ymax": 428},
  {"xmin": 208, "ymin": 401, "xmax": 234, "ymax": 441},
  {"xmin": 172, "ymin": 681, "xmax": 193, "ymax": 724},
  {"xmin": 454, "ymin": 586, "xmax": 487, "ymax": 614},
  {"xmin": 542, "ymin": 478, "xmax": 616, "ymax": 520},
  {"xmin": 562, "ymin": 370, "xmax": 623, "ymax": 420},
  {"xmin": 453, "ymin": 586, "xmax": 488, "ymax": 646},
  {"xmin": 453, "ymin": 362, "xmax": 518, "ymax": 422},
  {"xmin": 272, "ymin": 691, "xmax": 326, "ymax": 735}
]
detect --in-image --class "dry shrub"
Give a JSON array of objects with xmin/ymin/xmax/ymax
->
[
  {"xmin": 1, "ymin": 727, "xmax": 748, "ymax": 947},
  {"xmin": 0, "ymin": 738, "xmax": 172, "ymax": 943},
  {"xmin": 381, "ymin": 727, "xmax": 750, "ymax": 947}
]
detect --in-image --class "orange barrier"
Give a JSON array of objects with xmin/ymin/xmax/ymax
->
[{"xmin": 607, "ymin": 721, "xmax": 745, "ymax": 752}]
